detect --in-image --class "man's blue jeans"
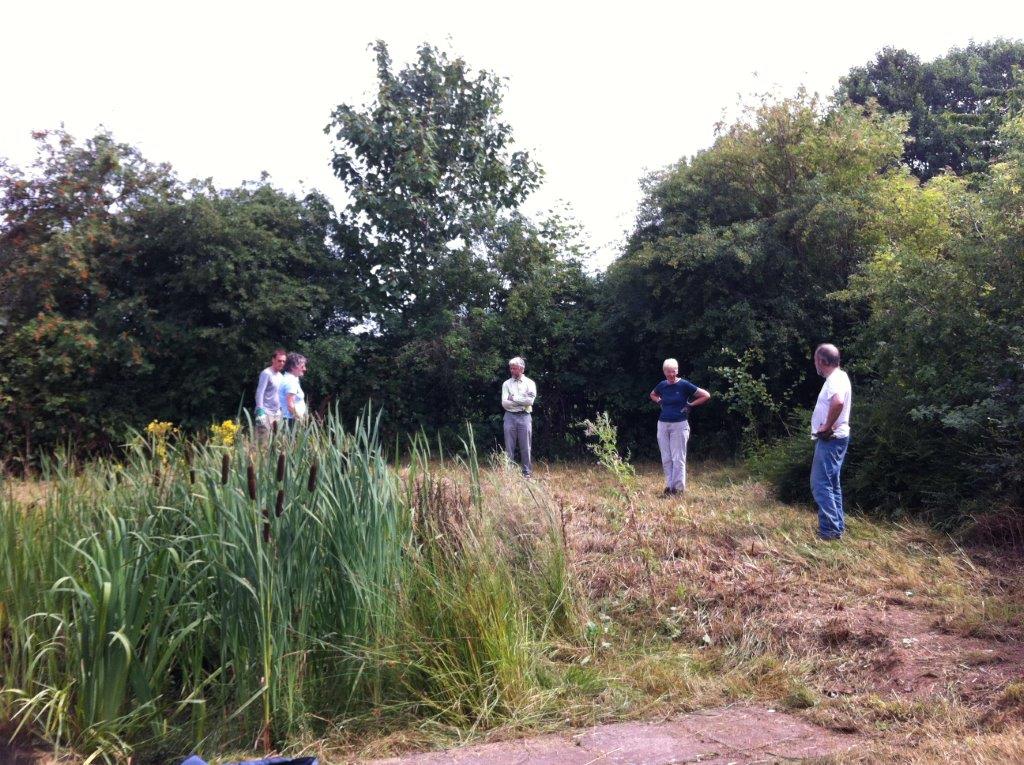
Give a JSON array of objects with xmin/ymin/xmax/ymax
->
[{"xmin": 811, "ymin": 437, "xmax": 848, "ymax": 539}]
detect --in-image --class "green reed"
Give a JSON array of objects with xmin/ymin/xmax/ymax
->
[{"xmin": 0, "ymin": 410, "xmax": 581, "ymax": 762}]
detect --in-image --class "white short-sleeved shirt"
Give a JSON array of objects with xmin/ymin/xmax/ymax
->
[
  {"xmin": 811, "ymin": 368, "xmax": 852, "ymax": 438},
  {"xmin": 278, "ymin": 373, "xmax": 307, "ymax": 420}
]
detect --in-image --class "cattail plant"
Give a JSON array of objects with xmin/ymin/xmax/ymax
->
[
  {"xmin": 0, "ymin": 406, "xmax": 581, "ymax": 764},
  {"xmin": 307, "ymin": 459, "xmax": 318, "ymax": 493},
  {"xmin": 247, "ymin": 461, "xmax": 258, "ymax": 501}
]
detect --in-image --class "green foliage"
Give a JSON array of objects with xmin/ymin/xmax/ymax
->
[
  {"xmin": 712, "ymin": 347, "xmax": 786, "ymax": 452},
  {"xmin": 326, "ymin": 43, "xmax": 598, "ymax": 455},
  {"xmin": 836, "ymin": 115, "xmax": 1024, "ymax": 516},
  {"xmin": 0, "ymin": 131, "xmax": 350, "ymax": 465},
  {"xmin": 326, "ymin": 40, "xmax": 542, "ymax": 319},
  {"xmin": 580, "ymin": 411, "xmax": 637, "ymax": 495},
  {"xmin": 840, "ymin": 40, "xmax": 1024, "ymax": 179},
  {"xmin": 600, "ymin": 95, "xmax": 906, "ymax": 454},
  {"xmin": 0, "ymin": 412, "xmax": 579, "ymax": 761}
]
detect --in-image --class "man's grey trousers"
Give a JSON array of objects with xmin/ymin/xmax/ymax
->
[{"xmin": 503, "ymin": 411, "xmax": 533, "ymax": 476}]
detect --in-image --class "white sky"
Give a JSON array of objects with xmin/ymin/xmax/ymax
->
[{"xmin": 3, "ymin": 1, "xmax": 1023, "ymax": 268}]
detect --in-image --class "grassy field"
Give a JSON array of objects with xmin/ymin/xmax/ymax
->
[
  {"xmin": 344, "ymin": 459, "xmax": 1024, "ymax": 763},
  {"xmin": 4, "ymin": 432, "xmax": 1024, "ymax": 763}
]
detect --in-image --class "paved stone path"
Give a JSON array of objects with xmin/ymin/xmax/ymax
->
[{"xmin": 363, "ymin": 704, "xmax": 861, "ymax": 764}]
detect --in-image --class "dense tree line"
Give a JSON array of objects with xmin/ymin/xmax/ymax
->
[{"xmin": 2, "ymin": 40, "xmax": 1022, "ymax": 522}]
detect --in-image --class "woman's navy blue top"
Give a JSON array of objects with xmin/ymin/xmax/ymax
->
[{"xmin": 654, "ymin": 379, "xmax": 698, "ymax": 422}]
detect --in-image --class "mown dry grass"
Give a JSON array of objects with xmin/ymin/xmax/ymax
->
[
  {"xmin": 537, "ymin": 459, "xmax": 1024, "ymax": 763},
  {"xmin": 276, "ymin": 458, "xmax": 1023, "ymax": 763},
  {"xmin": 2, "ymin": 478, "xmax": 48, "ymax": 507},
  {"xmin": 274, "ymin": 457, "xmax": 1024, "ymax": 763}
]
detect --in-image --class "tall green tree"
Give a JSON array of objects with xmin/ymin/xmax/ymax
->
[
  {"xmin": 600, "ymin": 96, "xmax": 909, "ymax": 453},
  {"xmin": 325, "ymin": 42, "xmax": 597, "ymax": 451},
  {"xmin": 326, "ymin": 41, "xmax": 542, "ymax": 324},
  {"xmin": 840, "ymin": 40, "xmax": 1024, "ymax": 179},
  {"xmin": 0, "ymin": 131, "xmax": 179, "ymax": 458},
  {"xmin": 839, "ymin": 115, "xmax": 1024, "ymax": 514}
]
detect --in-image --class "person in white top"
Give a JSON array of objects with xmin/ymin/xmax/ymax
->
[
  {"xmin": 501, "ymin": 356, "xmax": 537, "ymax": 477},
  {"xmin": 278, "ymin": 352, "xmax": 308, "ymax": 426},
  {"xmin": 810, "ymin": 343, "xmax": 852, "ymax": 540}
]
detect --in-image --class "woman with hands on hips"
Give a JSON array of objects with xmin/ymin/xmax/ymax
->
[{"xmin": 650, "ymin": 358, "xmax": 710, "ymax": 497}]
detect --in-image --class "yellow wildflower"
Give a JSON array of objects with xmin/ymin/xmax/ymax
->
[
  {"xmin": 145, "ymin": 420, "xmax": 178, "ymax": 462},
  {"xmin": 211, "ymin": 419, "xmax": 240, "ymax": 447}
]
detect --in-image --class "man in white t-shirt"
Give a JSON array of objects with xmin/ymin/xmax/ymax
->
[{"xmin": 810, "ymin": 343, "xmax": 852, "ymax": 540}]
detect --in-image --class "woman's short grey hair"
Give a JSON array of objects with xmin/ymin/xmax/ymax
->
[
  {"xmin": 508, "ymin": 356, "xmax": 526, "ymax": 369},
  {"xmin": 662, "ymin": 358, "xmax": 679, "ymax": 371},
  {"xmin": 284, "ymin": 352, "xmax": 307, "ymax": 373}
]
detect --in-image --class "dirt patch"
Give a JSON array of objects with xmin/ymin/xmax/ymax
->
[
  {"xmin": 775, "ymin": 599, "xmax": 1024, "ymax": 702},
  {"xmin": 361, "ymin": 704, "xmax": 862, "ymax": 764},
  {"xmin": 0, "ymin": 741, "xmax": 58, "ymax": 765}
]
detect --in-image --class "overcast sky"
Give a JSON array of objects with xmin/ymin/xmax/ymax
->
[{"xmin": 4, "ymin": 1, "xmax": 1023, "ymax": 267}]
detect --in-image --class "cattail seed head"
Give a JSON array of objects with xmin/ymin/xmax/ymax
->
[
  {"xmin": 221, "ymin": 453, "xmax": 230, "ymax": 485},
  {"xmin": 307, "ymin": 460, "xmax": 318, "ymax": 493},
  {"xmin": 262, "ymin": 508, "xmax": 271, "ymax": 543},
  {"xmin": 247, "ymin": 461, "xmax": 257, "ymax": 501},
  {"xmin": 275, "ymin": 489, "xmax": 285, "ymax": 517},
  {"xmin": 152, "ymin": 467, "xmax": 161, "ymax": 487},
  {"xmin": 276, "ymin": 453, "xmax": 286, "ymax": 483},
  {"xmin": 189, "ymin": 469, "xmax": 196, "ymax": 485}
]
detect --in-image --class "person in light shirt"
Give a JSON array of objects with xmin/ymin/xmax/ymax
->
[
  {"xmin": 810, "ymin": 343, "xmax": 852, "ymax": 540},
  {"xmin": 278, "ymin": 352, "xmax": 308, "ymax": 426},
  {"xmin": 254, "ymin": 347, "xmax": 286, "ymax": 441},
  {"xmin": 501, "ymin": 356, "xmax": 537, "ymax": 477}
]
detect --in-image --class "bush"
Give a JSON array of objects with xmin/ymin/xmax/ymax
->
[
  {"xmin": 747, "ymin": 412, "xmax": 815, "ymax": 506},
  {"xmin": 751, "ymin": 396, "xmax": 988, "ymax": 525}
]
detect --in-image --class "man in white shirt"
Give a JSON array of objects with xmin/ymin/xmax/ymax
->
[
  {"xmin": 501, "ymin": 356, "xmax": 537, "ymax": 477},
  {"xmin": 810, "ymin": 343, "xmax": 852, "ymax": 540}
]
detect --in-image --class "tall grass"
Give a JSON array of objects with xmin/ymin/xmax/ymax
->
[{"xmin": 0, "ymin": 410, "xmax": 580, "ymax": 761}]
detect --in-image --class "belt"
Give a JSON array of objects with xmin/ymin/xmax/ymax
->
[{"xmin": 507, "ymin": 410, "xmax": 531, "ymax": 415}]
